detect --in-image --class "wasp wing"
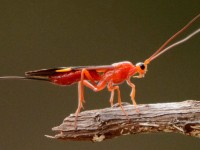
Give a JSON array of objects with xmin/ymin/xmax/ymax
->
[{"xmin": 25, "ymin": 65, "xmax": 114, "ymax": 78}]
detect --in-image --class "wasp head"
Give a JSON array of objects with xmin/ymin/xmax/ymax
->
[{"xmin": 135, "ymin": 61, "xmax": 148, "ymax": 78}]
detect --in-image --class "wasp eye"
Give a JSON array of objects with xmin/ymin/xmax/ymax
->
[
  {"xmin": 136, "ymin": 62, "xmax": 145, "ymax": 70},
  {"xmin": 140, "ymin": 64, "xmax": 145, "ymax": 70}
]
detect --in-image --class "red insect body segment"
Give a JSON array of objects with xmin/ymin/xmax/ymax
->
[
  {"xmin": 110, "ymin": 61, "xmax": 137, "ymax": 84},
  {"xmin": 48, "ymin": 61, "xmax": 137, "ymax": 86},
  {"xmin": 49, "ymin": 70, "xmax": 101, "ymax": 86}
]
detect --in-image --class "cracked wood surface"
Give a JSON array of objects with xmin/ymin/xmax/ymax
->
[{"xmin": 46, "ymin": 100, "xmax": 200, "ymax": 142}]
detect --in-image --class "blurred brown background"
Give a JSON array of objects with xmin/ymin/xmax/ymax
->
[{"xmin": 0, "ymin": 0, "xmax": 200, "ymax": 150}]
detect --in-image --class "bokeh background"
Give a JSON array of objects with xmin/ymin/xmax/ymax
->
[{"xmin": 0, "ymin": 0, "xmax": 200, "ymax": 150}]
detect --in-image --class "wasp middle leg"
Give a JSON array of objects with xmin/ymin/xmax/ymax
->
[{"xmin": 107, "ymin": 82, "xmax": 129, "ymax": 119}]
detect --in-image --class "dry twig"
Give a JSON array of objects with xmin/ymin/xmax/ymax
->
[{"xmin": 46, "ymin": 100, "xmax": 200, "ymax": 142}]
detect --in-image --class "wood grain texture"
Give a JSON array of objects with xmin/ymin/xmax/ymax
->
[{"xmin": 46, "ymin": 100, "xmax": 200, "ymax": 142}]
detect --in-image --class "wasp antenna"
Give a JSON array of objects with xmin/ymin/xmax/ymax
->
[
  {"xmin": 150, "ymin": 28, "xmax": 200, "ymax": 61},
  {"xmin": 145, "ymin": 13, "xmax": 200, "ymax": 64}
]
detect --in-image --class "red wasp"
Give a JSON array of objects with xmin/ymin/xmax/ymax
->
[{"xmin": 1, "ymin": 14, "xmax": 200, "ymax": 128}]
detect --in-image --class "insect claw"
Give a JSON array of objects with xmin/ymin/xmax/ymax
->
[
  {"xmin": 118, "ymin": 103, "xmax": 129, "ymax": 120},
  {"xmin": 109, "ymin": 101, "xmax": 114, "ymax": 107},
  {"xmin": 74, "ymin": 122, "xmax": 78, "ymax": 129},
  {"xmin": 79, "ymin": 103, "xmax": 84, "ymax": 109},
  {"xmin": 81, "ymin": 105, "xmax": 84, "ymax": 109},
  {"xmin": 135, "ymin": 107, "xmax": 140, "ymax": 113},
  {"xmin": 132, "ymin": 103, "xmax": 140, "ymax": 113},
  {"xmin": 74, "ymin": 114, "xmax": 78, "ymax": 129}
]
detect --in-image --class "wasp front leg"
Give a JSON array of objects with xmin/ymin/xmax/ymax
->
[
  {"xmin": 126, "ymin": 78, "xmax": 139, "ymax": 113},
  {"xmin": 133, "ymin": 74, "xmax": 144, "ymax": 78}
]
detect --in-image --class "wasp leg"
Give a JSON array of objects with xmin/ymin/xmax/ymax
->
[
  {"xmin": 132, "ymin": 74, "xmax": 144, "ymax": 78},
  {"xmin": 83, "ymin": 80, "xmax": 107, "ymax": 92},
  {"xmin": 79, "ymin": 69, "xmax": 100, "ymax": 102},
  {"xmin": 107, "ymin": 82, "xmax": 115, "ymax": 107},
  {"xmin": 108, "ymin": 87, "xmax": 114, "ymax": 107},
  {"xmin": 74, "ymin": 69, "xmax": 105, "ymax": 128},
  {"xmin": 74, "ymin": 69, "xmax": 96, "ymax": 128},
  {"xmin": 126, "ymin": 78, "xmax": 139, "ymax": 113},
  {"xmin": 74, "ymin": 81, "xmax": 84, "ymax": 128},
  {"xmin": 107, "ymin": 83, "xmax": 129, "ymax": 119}
]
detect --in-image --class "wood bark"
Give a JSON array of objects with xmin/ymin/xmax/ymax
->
[{"xmin": 46, "ymin": 100, "xmax": 200, "ymax": 142}]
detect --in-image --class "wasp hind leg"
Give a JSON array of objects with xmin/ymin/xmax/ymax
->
[{"xmin": 74, "ymin": 69, "xmax": 103, "ymax": 129}]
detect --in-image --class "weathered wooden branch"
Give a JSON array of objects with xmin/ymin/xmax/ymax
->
[{"xmin": 46, "ymin": 100, "xmax": 200, "ymax": 142}]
